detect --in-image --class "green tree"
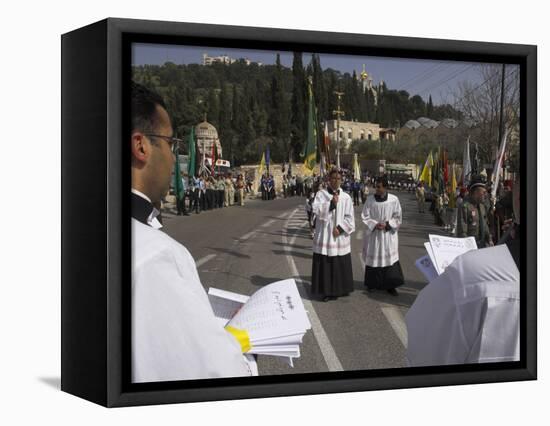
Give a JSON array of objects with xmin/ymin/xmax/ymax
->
[{"xmin": 290, "ymin": 52, "xmax": 306, "ymax": 162}]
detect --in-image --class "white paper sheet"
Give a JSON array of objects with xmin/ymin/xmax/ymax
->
[
  {"xmin": 228, "ymin": 279, "xmax": 312, "ymax": 341},
  {"xmin": 428, "ymin": 234, "xmax": 477, "ymax": 274}
]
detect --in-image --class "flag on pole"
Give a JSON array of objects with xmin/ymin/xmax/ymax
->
[
  {"xmin": 491, "ymin": 128, "xmax": 510, "ymax": 200},
  {"xmin": 187, "ymin": 127, "xmax": 196, "ymax": 177},
  {"xmin": 432, "ymin": 147, "xmax": 442, "ymax": 194},
  {"xmin": 319, "ymin": 152, "xmax": 326, "ymax": 178},
  {"xmin": 449, "ymin": 163, "xmax": 457, "ymax": 208},
  {"xmin": 266, "ymin": 144, "xmax": 270, "ymax": 174},
  {"xmin": 353, "ymin": 153, "xmax": 361, "ymax": 181},
  {"xmin": 173, "ymin": 152, "xmax": 184, "ymax": 201},
  {"xmin": 419, "ymin": 151, "xmax": 434, "ymax": 187},
  {"xmin": 211, "ymin": 142, "xmax": 216, "ymax": 174},
  {"xmin": 323, "ymin": 122, "xmax": 331, "ymax": 166},
  {"xmin": 303, "ymin": 79, "xmax": 317, "ymax": 173},
  {"xmin": 461, "ymin": 136, "xmax": 472, "ymax": 186},
  {"xmin": 258, "ymin": 152, "xmax": 266, "ymax": 177},
  {"xmin": 443, "ymin": 149, "xmax": 449, "ymax": 187}
]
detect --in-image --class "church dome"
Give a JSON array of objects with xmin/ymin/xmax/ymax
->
[
  {"xmin": 195, "ymin": 120, "xmax": 219, "ymax": 140},
  {"xmin": 404, "ymin": 120, "xmax": 421, "ymax": 130}
]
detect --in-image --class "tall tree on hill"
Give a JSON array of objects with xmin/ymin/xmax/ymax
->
[
  {"xmin": 427, "ymin": 94, "xmax": 434, "ymax": 117},
  {"xmin": 290, "ymin": 52, "xmax": 307, "ymax": 162},
  {"xmin": 270, "ymin": 54, "xmax": 291, "ymax": 163},
  {"xmin": 218, "ymin": 83, "xmax": 233, "ymax": 161},
  {"xmin": 311, "ymin": 54, "xmax": 328, "ymax": 123},
  {"xmin": 206, "ymin": 88, "xmax": 220, "ymax": 129}
]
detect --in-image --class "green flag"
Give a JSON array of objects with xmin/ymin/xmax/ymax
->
[
  {"xmin": 303, "ymin": 79, "xmax": 317, "ymax": 172},
  {"xmin": 187, "ymin": 126, "xmax": 196, "ymax": 178},
  {"xmin": 173, "ymin": 153, "xmax": 184, "ymax": 201}
]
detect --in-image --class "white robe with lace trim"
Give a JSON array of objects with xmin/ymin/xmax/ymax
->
[
  {"xmin": 312, "ymin": 189, "xmax": 355, "ymax": 256},
  {"xmin": 361, "ymin": 193, "xmax": 402, "ymax": 267}
]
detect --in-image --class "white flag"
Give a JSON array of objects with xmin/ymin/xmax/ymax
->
[
  {"xmin": 462, "ymin": 136, "xmax": 471, "ymax": 186},
  {"xmin": 491, "ymin": 128, "xmax": 510, "ymax": 200}
]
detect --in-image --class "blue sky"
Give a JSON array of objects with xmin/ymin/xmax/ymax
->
[{"xmin": 132, "ymin": 43, "xmax": 518, "ymax": 106}]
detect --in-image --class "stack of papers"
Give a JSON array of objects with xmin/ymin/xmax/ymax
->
[
  {"xmin": 208, "ymin": 279, "xmax": 312, "ymax": 366},
  {"xmin": 415, "ymin": 234, "xmax": 478, "ymax": 281}
]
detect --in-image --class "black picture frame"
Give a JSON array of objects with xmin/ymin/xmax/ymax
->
[{"xmin": 61, "ymin": 17, "xmax": 537, "ymax": 407}]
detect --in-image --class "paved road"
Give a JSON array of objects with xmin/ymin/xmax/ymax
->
[{"xmin": 161, "ymin": 189, "xmax": 440, "ymax": 375}]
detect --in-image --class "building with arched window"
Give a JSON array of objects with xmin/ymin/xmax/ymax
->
[{"xmin": 326, "ymin": 119, "xmax": 382, "ymax": 149}]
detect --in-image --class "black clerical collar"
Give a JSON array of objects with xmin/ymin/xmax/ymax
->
[
  {"xmin": 327, "ymin": 187, "xmax": 340, "ymax": 195},
  {"xmin": 374, "ymin": 192, "xmax": 388, "ymax": 202},
  {"xmin": 131, "ymin": 191, "xmax": 161, "ymax": 228}
]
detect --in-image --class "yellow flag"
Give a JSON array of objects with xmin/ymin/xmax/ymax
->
[
  {"xmin": 419, "ymin": 151, "xmax": 434, "ymax": 186},
  {"xmin": 258, "ymin": 152, "xmax": 266, "ymax": 177}
]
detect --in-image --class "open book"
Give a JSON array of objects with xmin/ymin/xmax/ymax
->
[
  {"xmin": 415, "ymin": 234, "xmax": 478, "ymax": 281},
  {"xmin": 208, "ymin": 279, "xmax": 312, "ymax": 367}
]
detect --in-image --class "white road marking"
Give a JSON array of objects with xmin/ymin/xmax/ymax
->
[
  {"xmin": 282, "ymin": 208, "xmax": 344, "ymax": 372},
  {"xmin": 357, "ymin": 252, "xmax": 408, "ymax": 348},
  {"xmin": 356, "ymin": 231, "xmax": 363, "ymax": 240},
  {"xmin": 261, "ymin": 219, "xmax": 276, "ymax": 227},
  {"xmin": 380, "ymin": 305, "xmax": 408, "ymax": 348},
  {"xmin": 240, "ymin": 231, "xmax": 256, "ymax": 241},
  {"xmin": 196, "ymin": 254, "xmax": 217, "ymax": 267}
]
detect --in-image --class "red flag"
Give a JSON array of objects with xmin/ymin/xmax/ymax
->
[
  {"xmin": 211, "ymin": 143, "xmax": 216, "ymax": 172},
  {"xmin": 443, "ymin": 149, "xmax": 449, "ymax": 187}
]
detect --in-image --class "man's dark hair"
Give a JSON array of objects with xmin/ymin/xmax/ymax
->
[
  {"xmin": 329, "ymin": 168, "xmax": 342, "ymax": 178},
  {"xmin": 376, "ymin": 175, "xmax": 388, "ymax": 188},
  {"xmin": 131, "ymin": 81, "xmax": 167, "ymax": 135}
]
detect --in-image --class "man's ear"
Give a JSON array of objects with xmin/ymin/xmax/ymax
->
[{"xmin": 131, "ymin": 132, "xmax": 150, "ymax": 163}]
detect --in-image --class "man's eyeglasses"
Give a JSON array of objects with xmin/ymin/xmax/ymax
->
[{"xmin": 144, "ymin": 134, "xmax": 183, "ymax": 153}]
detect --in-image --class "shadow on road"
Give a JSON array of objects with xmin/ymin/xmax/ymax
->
[{"xmin": 205, "ymin": 247, "xmax": 251, "ymax": 259}]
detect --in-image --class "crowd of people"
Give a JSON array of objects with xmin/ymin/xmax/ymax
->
[
  {"xmin": 173, "ymin": 172, "xmax": 249, "ymax": 216},
  {"xmin": 130, "ymin": 81, "xmax": 520, "ymax": 382},
  {"xmin": 415, "ymin": 175, "xmax": 520, "ymax": 263}
]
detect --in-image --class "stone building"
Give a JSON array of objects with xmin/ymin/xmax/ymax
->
[
  {"xmin": 195, "ymin": 119, "xmax": 223, "ymax": 160},
  {"xmin": 326, "ymin": 119, "xmax": 382, "ymax": 150}
]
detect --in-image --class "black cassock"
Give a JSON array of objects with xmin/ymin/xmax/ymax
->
[
  {"xmin": 364, "ymin": 261, "xmax": 404, "ymax": 290},
  {"xmin": 311, "ymin": 252, "xmax": 354, "ymax": 298}
]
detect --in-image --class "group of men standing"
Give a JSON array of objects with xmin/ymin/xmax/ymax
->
[
  {"xmin": 415, "ymin": 176, "xmax": 509, "ymax": 251},
  {"xmin": 310, "ymin": 170, "xmax": 404, "ymax": 302},
  {"xmin": 176, "ymin": 173, "xmax": 246, "ymax": 215}
]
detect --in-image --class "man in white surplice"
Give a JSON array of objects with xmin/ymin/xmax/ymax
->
[
  {"xmin": 406, "ymin": 244, "xmax": 519, "ymax": 366},
  {"xmin": 311, "ymin": 169, "xmax": 355, "ymax": 302},
  {"xmin": 130, "ymin": 82, "xmax": 254, "ymax": 383},
  {"xmin": 361, "ymin": 175, "xmax": 404, "ymax": 296}
]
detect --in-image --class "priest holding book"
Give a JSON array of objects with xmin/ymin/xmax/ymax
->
[
  {"xmin": 361, "ymin": 175, "xmax": 404, "ymax": 296},
  {"xmin": 130, "ymin": 82, "xmax": 254, "ymax": 382},
  {"xmin": 311, "ymin": 169, "xmax": 356, "ymax": 302}
]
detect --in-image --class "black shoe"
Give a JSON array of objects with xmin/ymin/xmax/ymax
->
[
  {"xmin": 184, "ymin": 212, "xmax": 190, "ymax": 216},
  {"xmin": 322, "ymin": 296, "xmax": 337, "ymax": 302},
  {"xmin": 387, "ymin": 288, "xmax": 399, "ymax": 296},
  {"xmin": 366, "ymin": 288, "xmax": 375, "ymax": 293}
]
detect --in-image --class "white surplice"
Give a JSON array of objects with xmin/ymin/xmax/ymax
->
[
  {"xmin": 312, "ymin": 189, "xmax": 355, "ymax": 256},
  {"xmin": 132, "ymin": 219, "xmax": 253, "ymax": 383},
  {"xmin": 405, "ymin": 244, "xmax": 520, "ymax": 366},
  {"xmin": 361, "ymin": 193, "xmax": 402, "ymax": 267}
]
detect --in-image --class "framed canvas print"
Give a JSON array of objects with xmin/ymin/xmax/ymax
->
[{"xmin": 61, "ymin": 18, "xmax": 536, "ymax": 407}]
